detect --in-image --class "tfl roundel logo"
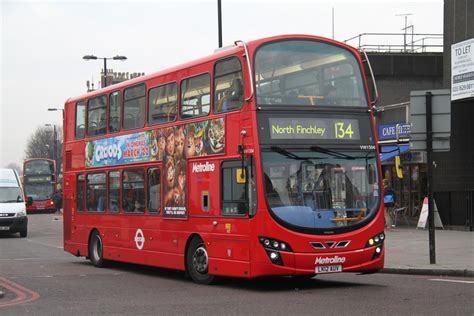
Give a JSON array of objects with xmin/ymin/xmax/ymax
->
[{"xmin": 134, "ymin": 229, "xmax": 145, "ymax": 250}]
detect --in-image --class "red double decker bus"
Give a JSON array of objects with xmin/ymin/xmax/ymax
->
[
  {"xmin": 63, "ymin": 34, "xmax": 384, "ymax": 284},
  {"xmin": 23, "ymin": 158, "xmax": 56, "ymax": 213}
]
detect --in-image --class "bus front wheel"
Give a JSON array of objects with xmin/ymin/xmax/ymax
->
[
  {"xmin": 89, "ymin": 230, "xmax": 105, "ymax": 267},
  {"xmin": 186, "ymin": 237, "xmax": 215, "ymax": 285}
]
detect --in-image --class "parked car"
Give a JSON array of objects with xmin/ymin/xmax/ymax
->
[{"xmin": 0, "ymin": 168, "xmax": 29, "ymax": 237}]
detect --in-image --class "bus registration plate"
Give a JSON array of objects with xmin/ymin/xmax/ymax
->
[
  {"xmin": 316, "ymin": 265, "xmax": 342, "ymax": 274},
  {"xmin": 0, "ymin": 226, "xmax": 10, "ymax": 231}
]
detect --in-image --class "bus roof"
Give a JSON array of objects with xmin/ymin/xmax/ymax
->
[{"xmin": 65, "ymin": 34, "xmax": 353, "ymax": 105}]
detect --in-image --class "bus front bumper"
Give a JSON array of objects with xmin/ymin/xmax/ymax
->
[{"xmin": 251, "ymin": 245, "xmax": 384, "ymax": 277}]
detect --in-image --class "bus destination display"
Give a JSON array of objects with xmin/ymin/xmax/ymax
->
[{"xmin": 269, "ymin": 118, "xmax": 360, "ymax": 140}]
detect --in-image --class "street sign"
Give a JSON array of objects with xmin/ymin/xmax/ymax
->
[
  {"xmin": 409, "ymin": 89, "xmax": 451, "ymax": 152},
  {"xmin": 451, "ymin": 38, "xmax": 474, "ymax": 101},
  {"xmin": 378, "ymin": 122, "xmax": 411, "ymax": 143},
  {"xmin": 417, "ymin": 197, "xmax": 444, "ymax": 229}
]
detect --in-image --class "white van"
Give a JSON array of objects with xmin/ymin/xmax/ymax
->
[{"xmin": 0, "ymin": 168, "xmax": 28, "ymax": 237}]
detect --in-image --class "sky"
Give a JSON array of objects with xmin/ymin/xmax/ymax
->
[{"xmin": 0, "ymin": 0, "xmax": 443, "ymax": 167}]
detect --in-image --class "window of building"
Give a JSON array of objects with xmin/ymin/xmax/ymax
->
[
  {"xmin": 221, "ymin": 161, "xmax": 249, "ymax": 216},
  {"xmin": 123, "ymin": 84, "xmax": 146, "ymax": 130},
  {"xmin": 75, "ymin": 101, "xmax": 86, "ymax": 139},
  {"xmin": 214, "ymin": 58, "xmax": 244, "ymax": 113},
  {"xmin": 122, "ymin": 169, "xmax": 145, "ymax": 213},
  {"xmin": 76, "ymin": 173, "xmax": 85, "ymax": 212},
  {"xmin": 86, "ymin": 173, "xmax": 106, "ymax": 212},
  {"xmin": 87, "ymin": 95, "xmax": 107, "ymax": 136},
  {"xmin": 108, "ymin": 171, "xmax": 120, "ymax": 212},
  {"xmin": 180, "ymin": 73, "xmax": 210, "ymax": 119},
  {"xmin": 109, "ymin": 91, "xmax": 121, "ymax": 133},
  {"xmin": 148, "ymin": 83, "xmax": 177, "ymax": 125},
  {"xmin": 147, "ymin": 168, "xmax": 160, "ymax": 213}
]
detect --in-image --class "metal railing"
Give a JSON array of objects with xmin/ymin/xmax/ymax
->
[{"xmin": 344, "ymin": 33, "xmax": 443, "ymax": 53}]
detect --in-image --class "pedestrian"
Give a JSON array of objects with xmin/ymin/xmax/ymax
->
[
  {"xmin": 383, "ymin": 179, "xmax": 395, "ymax": 230},
  {"xmin": 53, "ymin": 188, "xmax": 63, "ymax": 215}
]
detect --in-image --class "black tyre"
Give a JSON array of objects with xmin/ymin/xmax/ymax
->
[
  {"xmin": 19, "ymin": 228, "xmax": 27, "ymax": 238},
  {"xmin": 186, "ymin": 237, "xmax": 215, "ymax": 285},
  {"xmin": 89, "ymin": 230, "xmax": 105, "ymax": 267}
]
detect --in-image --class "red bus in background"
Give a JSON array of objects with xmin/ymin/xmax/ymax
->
[
  {"xmin": 63, "ymin": 34, "xmax": 384, "ymax": 284},
  {"xmin": 23, "ymin": 158, "xmax": 56, "ymax": 212}
]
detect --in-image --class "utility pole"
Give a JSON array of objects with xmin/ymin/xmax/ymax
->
[
  {"xmin": 425, "ymin": 92, "xmax": 436, "ymax": 264},
  {"xmin": 396, "ymin": 13, "xmax": 412, "ymax": 52},
  {"xmin": 217, "ymin": 0, "xmax": 223, "ymax": 48},
  {"xmin": 332, "ymin": 7, "xmax": 335, "ymax": 39}
]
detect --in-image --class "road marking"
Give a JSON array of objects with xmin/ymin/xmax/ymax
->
[
  {"xmin": 0, "ymin": 257, "xmax": 67, "ymax": 261},
  {"xmin": 26, "ymin": 239, "xmax": 63, "ymax": 249},
  {"xmin": 429, "ymin": 279, "xmax": 474, "ymax": 284},
  {"xmin": 0, "ymin": 277, "xmax": 40, "ymax": 308}
]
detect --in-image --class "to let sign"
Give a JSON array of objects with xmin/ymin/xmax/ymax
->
[{"xmin": 451, "ymin": 38, "xmax": 474, "ymax": 101}]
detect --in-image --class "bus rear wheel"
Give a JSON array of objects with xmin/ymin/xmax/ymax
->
[
  {"xmin": 186, "ymin": 237, "xmax": 215, "ymax": 285},
  {"xmin": 89, "ymin": 230, "xmax": 105, "ymax": 267}
]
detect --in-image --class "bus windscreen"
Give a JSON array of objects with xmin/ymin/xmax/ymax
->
[{"xmin": 254, "ymin": 40, "xmax": 368, "ymax": 108}]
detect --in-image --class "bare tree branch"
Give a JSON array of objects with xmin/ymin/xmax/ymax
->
[{"xmin": 24, "ymin": 126, "xmax": 63, "ymax": 171}]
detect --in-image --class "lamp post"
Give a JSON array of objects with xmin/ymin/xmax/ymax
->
[
  {"xmin": 45, "ymin": 124, "xmax": 57, "ymax": 168},
  {"xmin": 44, "ymin": 144, "xmax": 51, "ymax": 160},
  {"xmin": 48, "ymin": 108, "xmax": 64, "ymax": 174},
  {"xmin": 83, "ymin": 55, "xmax": 127, "ymax": 87}
]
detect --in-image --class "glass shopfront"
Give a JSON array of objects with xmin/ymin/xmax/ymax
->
[{"xmin": 382, "ymin": 152, "xmax": 427, "ymax": 220}]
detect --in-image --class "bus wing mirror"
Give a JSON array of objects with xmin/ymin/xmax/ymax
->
[{"xmin": 26, "ymin": 196, "xmax": 33, "ymax": 207}]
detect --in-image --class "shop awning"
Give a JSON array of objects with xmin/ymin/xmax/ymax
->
[{"xmin": 380, "ymin": 144, "xmax": 410, "ymax": 161}]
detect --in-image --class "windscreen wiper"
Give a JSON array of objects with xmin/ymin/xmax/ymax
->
[
  {"xmin": 271, "ymin": 146, "xmax": 306, "ymax": 160},
  {"xmin": 310, "ymin": 145, "xmax": 355, "ymax": 160}
]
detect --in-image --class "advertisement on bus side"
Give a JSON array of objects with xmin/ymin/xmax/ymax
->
[{"xmin": 85, "ymin": 118, "xmax": 225, "ymax": 218}]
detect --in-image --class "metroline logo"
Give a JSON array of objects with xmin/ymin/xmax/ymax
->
[
  {"xmin": 315, "ymin": 256, "xmax": 346, "ymax": 265},
  {"xmin": 192, "ymin": 162, "xmax": 215, "ymax": 173}
]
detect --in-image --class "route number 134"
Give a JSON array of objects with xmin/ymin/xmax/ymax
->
[{"xmin": 334, "ymin": 122, "xmax": 354, "ymax": 139}]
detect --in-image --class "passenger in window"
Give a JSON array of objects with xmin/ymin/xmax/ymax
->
[
  {"xmin": 217, "ymin": 79, "xmax": 243, "ymax": 112},
  {"xmin": 322, "ymin": 85, "xmax": 338, "ymax": 105},
  {"xmin": 110, "ymin": 200, "xmax": 120, "ymax": 212},
  {"xmin": 123, "ymin": 183, "xmax": 136, "ymax": 212}
]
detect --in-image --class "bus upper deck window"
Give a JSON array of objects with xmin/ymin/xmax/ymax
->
[
  {"xmin": 123, "ymin": 84, "xmax": 146, "ymax": 130},
  {"xmin": 214, "ymin": 57, "xmax": 244, "ymax": 113},
  {"xmin": 109, "ymin": 91, "xmax": 121, "ymax": 133},
  {"xmin": 87, "ymin": 95, "xmax": 107, "ymax": 136},
  {"xmin": 75, "ymin": 101, "xmax": 86, "ymax": 139},
  {"xmin": 148, "ymin": 83, "xmax": 177, "ymax": 126},
  {"xmin": 180, "ymin": 74, "xmax": 210, "ymax": 119}
]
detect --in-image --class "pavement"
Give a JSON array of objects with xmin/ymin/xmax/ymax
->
[{"xmin": 383, "ymin": 226, "xmax": 474, "ymax": 277}]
